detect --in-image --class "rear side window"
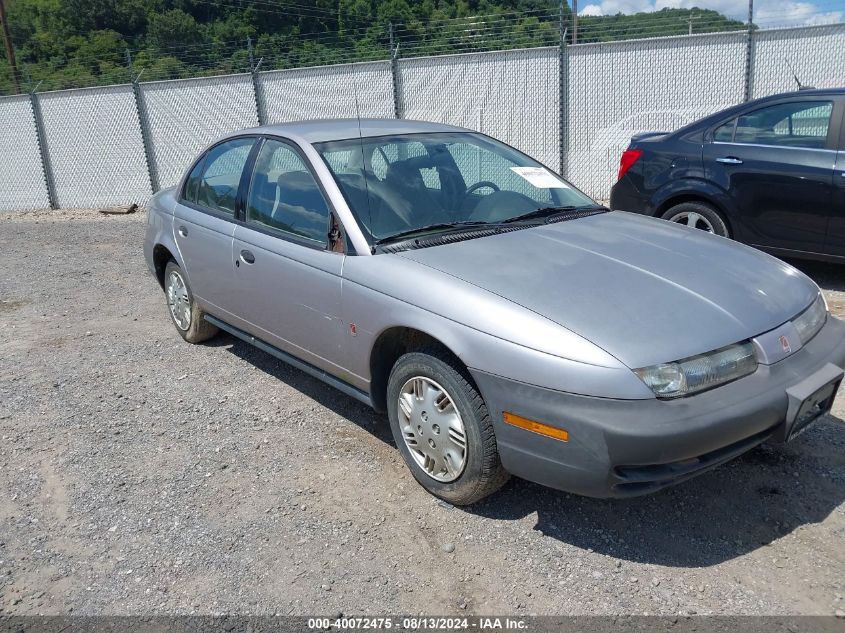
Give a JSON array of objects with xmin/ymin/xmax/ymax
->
[
  {"xmin": 246, "ymin": 139, "xmax": 331, "ymax": 245},
  {"xmin": 732, "ymin": 101, "xmax": 833, "ymax": 149},
  {"xmin": 194, "ymin": 138, "xmax": 254, "ymax": 215}
]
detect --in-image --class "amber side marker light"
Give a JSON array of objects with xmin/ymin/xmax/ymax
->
[{"xmin": 503, "ymin": 412, "xmax": 569, "ymax": 442}]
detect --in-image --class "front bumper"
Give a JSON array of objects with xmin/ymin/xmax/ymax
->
[{"xmin": 470, "ymin": 315, "xmax": 845, "ymax": 498}]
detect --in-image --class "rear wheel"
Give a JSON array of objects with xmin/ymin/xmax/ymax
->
[
  {"xmin": 661, "ymin": 201, "xmax": 729, "ymax": 237},
  {"xmin": 386, "ymin": 348, "xmax": 509, "ymax": 505},
  {"xmin": 163, "ymin": 260, "xmax": 218, "ymax": 344}
]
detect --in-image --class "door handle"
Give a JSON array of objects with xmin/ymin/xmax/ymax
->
[
  {"xmin": 716, "ymin": 157, "xmax": 743, "ymax": 165},
  {"xmin": 178, "ymin": 225, "xmax": 188, "ymax": 237},
  {"xmin": 240, "ymin": 250, "xmax": 256, "ymax": 264}
]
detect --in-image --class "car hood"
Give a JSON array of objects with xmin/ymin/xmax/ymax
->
[{"xmin": 397, "ymin": 211, "xmax": 819, "ymax": 369}]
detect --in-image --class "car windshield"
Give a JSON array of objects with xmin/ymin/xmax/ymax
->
[{"xmin": 315, "ymin": 132, "xmax": 597, "ymax": 244}]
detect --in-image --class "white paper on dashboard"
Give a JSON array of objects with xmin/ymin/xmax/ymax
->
[{"xmin": 510, "ymin": 166, "xmax": 569, "ymax": 188}]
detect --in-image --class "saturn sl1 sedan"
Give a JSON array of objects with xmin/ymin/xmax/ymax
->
[{"xmin": 144, "ymin": 119, "xmax": 845, "ymax": 505}]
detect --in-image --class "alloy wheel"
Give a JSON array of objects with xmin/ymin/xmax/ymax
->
[{"xmin": 668, "ymin": 211, "xmax": 716, "ymax": 233}]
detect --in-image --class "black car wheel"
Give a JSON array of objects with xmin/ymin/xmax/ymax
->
[{"xmin": 661, "ymin": 201, "xmax": 730, "ymax": 238}]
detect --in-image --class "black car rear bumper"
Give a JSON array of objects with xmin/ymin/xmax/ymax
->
[{"xmin": 609, "ymin": 178, "xmax": 650, "ymax": 215}]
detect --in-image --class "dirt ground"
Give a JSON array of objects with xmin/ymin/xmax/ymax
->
[{"xmin": 0, "ymin": 208, "xmax": 843, "ymax": 616}]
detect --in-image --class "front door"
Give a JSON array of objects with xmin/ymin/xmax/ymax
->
[
  {"xmin": 703, "ymin": 99, "xmax": 836, "ymax": 255},
  {"xmin": 173, "ymin": 136, "xmax": 255, "ymax": 322},
  {"xmin": 233, "ymin": 137, "xmax": 347, "ymax": 376}
]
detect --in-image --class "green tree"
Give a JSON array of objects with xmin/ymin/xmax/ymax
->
[
  {"xmin": 0, "ymin": 0, "xmax": 747, "ymax": 94},
  {"xmin": 147, "ymin": 8, "xmax": 202, "ymax": 49}
]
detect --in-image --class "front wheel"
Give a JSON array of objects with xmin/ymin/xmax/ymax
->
[
  {"xmin": 386, "ymin": 349, "xmax": 509, "ymax": 505},
  {"xmin": 661, "ymin": 201, "xmax": 730, "ymax": 237},
  {"xmin": 163, "ymin": 260, "xmax": 218, "ymax": 344}
]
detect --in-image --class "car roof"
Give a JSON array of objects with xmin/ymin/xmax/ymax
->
[
  {"xmin": 669, "ymin": 86, "xmax": 845, "ymax": 138},
  {"xmin": 747, "ymin": 87, "xmax": 845, "ymax": 103},
  {"xmin": 224, "ymin": 118, "xmax": 472, "ymax": 144}
]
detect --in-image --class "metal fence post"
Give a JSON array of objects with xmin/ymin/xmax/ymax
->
[
  {"xmin": 127, "ymin": 50, "xmax": 159, "ymax": 193},
  {"xmin": 743, "ymin": 0, "xmax": 755, "ymax": 101},
  {"xmin": 389, "ymin": 23, "xmax": 402, "ymax": 119},
  {"xmin": 558, "ymin": 1, "xmax": 569, "ymax": 177},
  {"xmin": 248, "ymin": 36, "xmax": 268, "ymax": 125},
  {"xmin": 26, "ymin": 75, "xmax": 58, "ymax": 209}
]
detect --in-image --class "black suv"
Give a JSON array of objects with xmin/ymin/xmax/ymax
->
[{"xmin": 610, "ymin": 88, "xmax": 845, "ymax": 263}]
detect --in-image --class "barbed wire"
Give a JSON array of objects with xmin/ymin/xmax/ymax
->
[{"xmin": 2, "ymin": 3, "xmax": 843, "ymax": 96}]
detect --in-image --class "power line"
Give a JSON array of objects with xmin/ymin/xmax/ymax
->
[{"xmin": 3, "ymin": 1, "xmax": 843, "ymax": 96}]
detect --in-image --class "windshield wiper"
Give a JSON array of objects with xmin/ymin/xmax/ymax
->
[
  {"xmin": 502, "ymin": 204, "xmax": 608, "ymax": 224},
  {"xmin": 373, "ymin": 205, "xmax": 609, "ymax": 248},
  {"xmin": 374, "ymin": 221, "xmax": 496, "ymax": 245}
]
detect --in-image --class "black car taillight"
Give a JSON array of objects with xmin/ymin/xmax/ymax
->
[{"xmin": 617, "ymin": 149, "xmax": 643, "ymax": 181}]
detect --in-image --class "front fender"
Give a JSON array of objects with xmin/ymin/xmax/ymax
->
[{"xmin": 341, "ymin": 277, "xmax": 653, "ymax": 400}]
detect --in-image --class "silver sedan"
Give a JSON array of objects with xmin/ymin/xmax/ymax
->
[{"xmin": 144, "ymin": 119, "xmax": 845, "ymax": 505}]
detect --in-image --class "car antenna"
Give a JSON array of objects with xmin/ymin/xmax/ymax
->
[
  {"xmin": 350, "ymin": 64, "xmax": 376, "ymax": 254},
  {"xmin": 785, "ymin": 58, "xmax": 814, "ymax": 90}
]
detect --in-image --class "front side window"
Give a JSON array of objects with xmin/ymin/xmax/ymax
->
[
  {"xmin": 316, "ymin": 132, "xmax": 596, "ymax": 243},
  {"xmin": 194, "ymin": 138, "xmax": 254, "ymax": 215},
  {"xmin": 732, "ymin": 101, "xmax": 833, "ymax": 149},
  {"xmin": 246, "ymin": 139, "xmax": 331, "ymax": 245}
]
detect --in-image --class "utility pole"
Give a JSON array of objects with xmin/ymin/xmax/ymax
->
[
  {"xmin": 685, "ymin": 11, "xmax": 701, "ymax": 35},
  {"xmin": 571, "ymin": 0, "xmax": 577, "ymax": 44},
  {"xmin": 0, "ymin": 0, "xmax": 21, "ymax": 94}
]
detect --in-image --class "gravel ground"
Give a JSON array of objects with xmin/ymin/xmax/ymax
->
[{"xmin": 0, "ymin": 208, "xmax": 844, "ymax": 617}]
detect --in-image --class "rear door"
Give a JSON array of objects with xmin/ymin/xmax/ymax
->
[
  {"xmin": 702, "ymin": 98, "xmax": 837, "ymax": 255},
  {"xmin": 173, "ymin": 136, "xmax": 256, "ymax": 322},
  {"xmin": 824, "ymin": 98, "xmax": 845, "ymax": 257},
  {"xmin": 232, "ymin": 137, "xmax": 347, "ymax": 374}
]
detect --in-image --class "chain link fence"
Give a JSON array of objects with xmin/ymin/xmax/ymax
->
[
  {"xmin": 0, "ymin": 94, "xmax": 49, "ymax": 210},
  {"xmin": 751, "ymin": 24, "xmax": 845, "ymax": 98},
  {"xmin": 400, "ymin": 47, "xmax": 560, "ymax": 170},
  {"xmin": 565, "ymin": 30, "xmax": 749, "ymax": 199},
  {"xmin": 260, "ymin": 60, "xmax": 394, "ymax": 124},
  {"xmin": 142, "ymin": 74, "xmax": 261, "ymax": 190},
  {"xmin": 0, "ymin": 22, "xmax": 843, "ymax": 211},
  {"xmin": 37, "ymin": 85, "xmax": 151, "ymax": 208}
]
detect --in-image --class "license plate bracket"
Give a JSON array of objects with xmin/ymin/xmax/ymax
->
[{"xmin": 779, "ymin": 363, "xmax": 843, "ymax": 442}]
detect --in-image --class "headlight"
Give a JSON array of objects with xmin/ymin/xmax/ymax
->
[
  {"xmin": 792, "ymin": 293, "xmax": 827, "ymax": 345},
  {"xmin": 635, "ymin": 342, "xmax": 758, "ymax": 399}
]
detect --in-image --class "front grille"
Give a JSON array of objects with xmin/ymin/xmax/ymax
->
[{"xmin": 612, "ymin": 427, "xmax": 774, "ymax": 494}]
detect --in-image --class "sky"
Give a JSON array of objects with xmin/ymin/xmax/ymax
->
[{"xmin": 577, "ymin": 0, "xmax": 845, "ymax": 28}]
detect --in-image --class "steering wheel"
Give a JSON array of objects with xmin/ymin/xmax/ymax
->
[{"xmin": 465, "ymin": 181, "xmax": 500, "ymax": 198}]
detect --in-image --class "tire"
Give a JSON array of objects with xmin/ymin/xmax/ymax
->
[
  {"xmin": 163, "ymin": 260, "xmax": 218, "ymax": 344},
  {"xmin": 386, "ymin": 348, "xmax": 509, "ymax": 505},
  {"xmin": 660, "ymin": 201, "xmax": 730, "ymax": 237}
]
